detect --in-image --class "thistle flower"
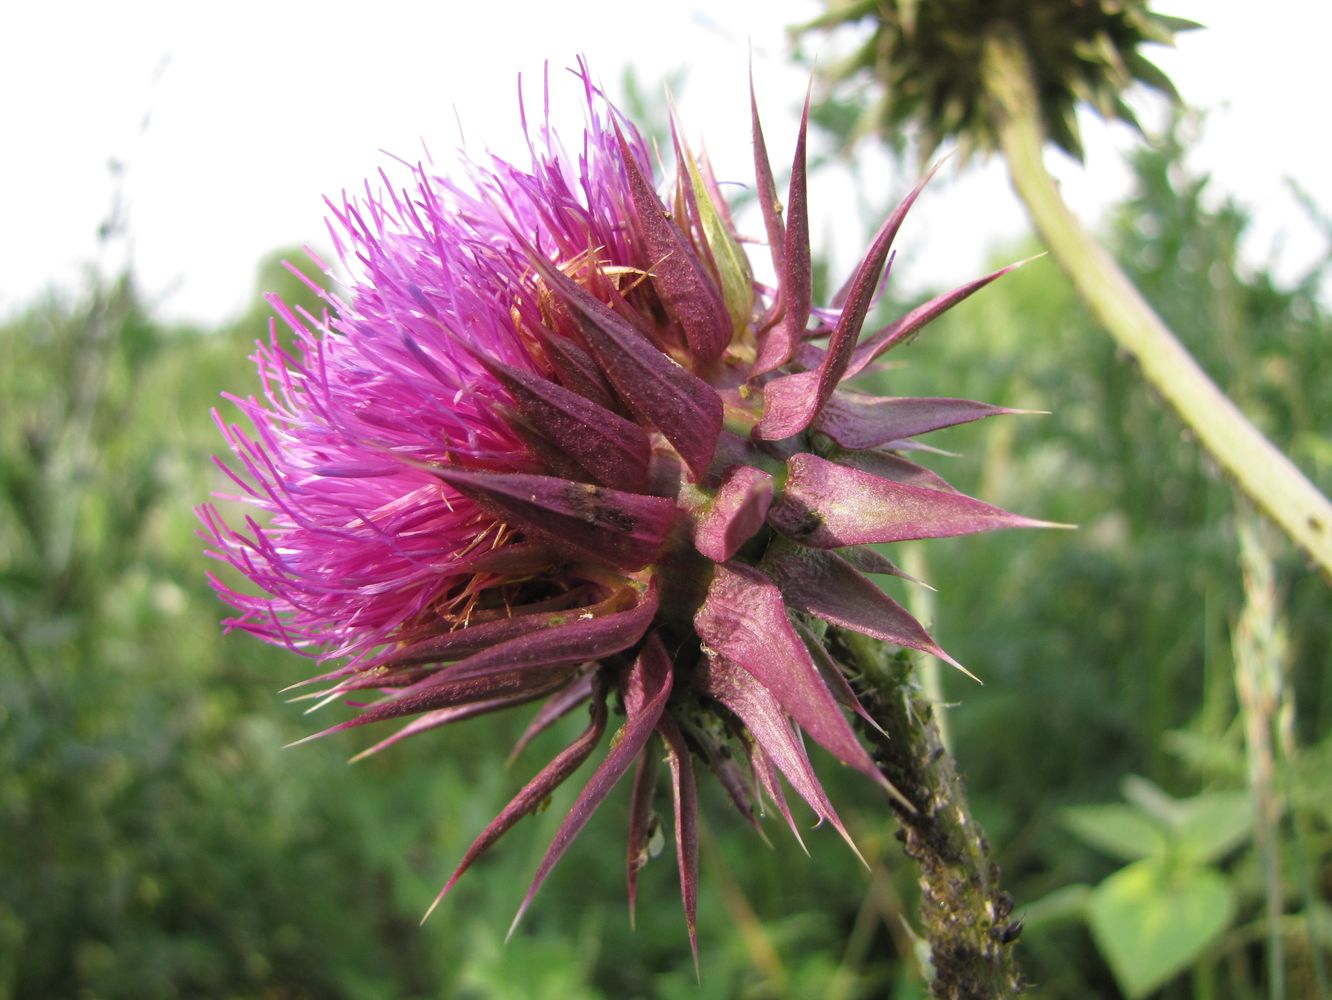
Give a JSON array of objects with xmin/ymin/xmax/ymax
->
[{"xmin": 198, "ymin": 60, "xmax": 1050, "ymax": 957}]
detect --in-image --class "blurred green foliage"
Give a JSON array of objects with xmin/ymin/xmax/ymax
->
[
  {"xmin": 1059, "ymin": 777, "xmax": 1250, "ymax": 997},
  {"xmin": 1, "ymin": 121, "xmax": 1329, "ymax": 998},
  {"xmin": 863, "ymin": 118, "xmax": 1332, "ymax": 996}
]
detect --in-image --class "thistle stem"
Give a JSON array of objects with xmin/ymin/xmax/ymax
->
[
  {"xmin": 979, "ymin": 27, "xmax": 1332, "ymax": 580},
  {"xmin": 834, "ymin": 628, "xmax": 1023, "ymax": 998}
]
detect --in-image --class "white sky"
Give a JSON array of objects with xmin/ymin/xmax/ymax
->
[{"xmin": 3, "ymin": 1, "xmax": 1329, "ymax": 325}]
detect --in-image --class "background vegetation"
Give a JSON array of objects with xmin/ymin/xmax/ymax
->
[{"xmin": 2, "ymin": 83, "xmax": 1329, "ymax": 1000}]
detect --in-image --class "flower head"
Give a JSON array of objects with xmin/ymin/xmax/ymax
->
[
  {"xmin": 199, "ymin": 60, "xmax": 1048, "ymax": 955},
  {"xmin": 799, "ymin": 0, "xmax": 1198, "ymax": 161}
]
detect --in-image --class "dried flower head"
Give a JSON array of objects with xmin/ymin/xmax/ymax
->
[{"xmin": 199, "ymin": 60, "xmax": 1050, "ymax": 956}]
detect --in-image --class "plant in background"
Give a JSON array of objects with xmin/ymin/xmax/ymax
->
[
  {"xmin": 800, "ymin": 8, "xmax": 1332, "ymax": 995},
  {"xmin": 199, "ymin": 61, "xmax": 1050, "ymax": 992},
  {"xmin": 1039, "ymin": 776, "xmax": 1251, "ymax": 998},
  {"xmin": 803, "ymin": 0, "xmax": 1189, "ymax": 162},
  {"xmin": 798, "ymin": 0, "xmax": 1332, "ymax": 577}
]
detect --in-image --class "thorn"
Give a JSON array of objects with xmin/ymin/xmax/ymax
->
[
  {"xmin": 346, "ymin": 742, "xmax": 382, "ymax": 764},
  {"xmin": 505, "ymin": 898, "xmax": 531, "ymax": 944},
  {"xmin": 282, "ymin": 726, "xmax": 340, "ymax": 750},
  {"xmin": 831, "ymin": 819, "xmax": 871, "ymax": 869},
  {"xmin": 791, "ymin": 825, "xmax": 810, "ymax": 856},
  {"xmin": 753, "ymin": 817, "xmax": 774, "ymax": 850},
  {"xmin": 935, "ymin": 647, "xmax": 982, "ymax": 686},
  {"xmin": 870, "ymin": 770, "xmax": 918, "ymax": 816},
  {"xmin": 282, "ymin": 688, "xmax": 326, "ymax": 703},
  {"xmin": 420, "ymin": 886, "xmax": 448, "ymax": 926},
  {"xmin": 300, "ymin": 689, "xmax": 348, "ymax": 714}
]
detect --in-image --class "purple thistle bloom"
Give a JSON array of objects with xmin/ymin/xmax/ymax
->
[{"xmin": 199, "ymin": 60, "xmax": 1052, "ymax": 958}]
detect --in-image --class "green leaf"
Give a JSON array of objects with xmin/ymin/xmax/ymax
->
[
  {"xmin": 1088, "ymin": 860, "xmax": 1235, "ymax": 998},
  {"xmin": 1121, "ymin": 773, "xmax": 1180, "ymax": 824},
  {"xmin": 1174, "ymin": 791, "xmax": 1251, "ymax": 865},
  {"xmin": 1022, "ymin": 883, "xmax": 1092, "ymax": 931},
  {"xmin": 1060, "ymin": 803, "xmax": 1168, "ymax": 861}
]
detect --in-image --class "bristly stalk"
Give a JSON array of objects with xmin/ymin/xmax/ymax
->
[
  {"xmin": 832, "ymin": 627, "xmax": 1024, "ymax": 997},
  {"xmin": 980, "ymin": 27, "xmax": 1332, "ymax": 579}
]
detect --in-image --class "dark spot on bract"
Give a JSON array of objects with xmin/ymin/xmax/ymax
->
[
  {"xmin": 566, "ymin": 483, "xmax": 637, "ymax": 533},
  {"xmin": 793, "ymin": 511, "xmax": 822, "ymax": 539}
]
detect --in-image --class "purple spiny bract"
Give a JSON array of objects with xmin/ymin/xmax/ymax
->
[{"xmin": 198, "ymin": 59, "xmax": 1049, "ymax": 960}]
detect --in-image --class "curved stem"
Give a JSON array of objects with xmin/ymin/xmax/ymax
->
[
  {"xmin": 835, "ymin": 628, "xmax": 1024, "ymax": 998},
  {"xmin": 980, "ymin": 27, "xmax": 1332, "ymax": 580}
]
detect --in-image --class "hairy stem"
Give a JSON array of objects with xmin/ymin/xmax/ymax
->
[
  {"xmin": 980, "ymin": 27, "xmax": 1332, "ymax": 580},
  {"xmin": 834, "ymin": 628, "xmax": 1023, "ymax": 998}
]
